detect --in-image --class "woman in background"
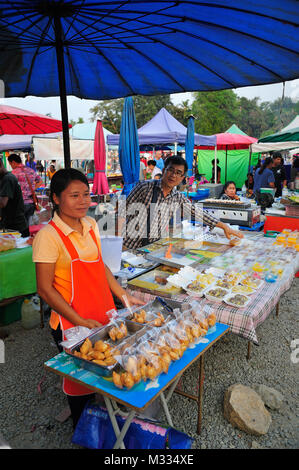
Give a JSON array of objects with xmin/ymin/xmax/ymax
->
[{"xmin": 220, "ymin": 181, "xmax": 240, "ymax": 200}]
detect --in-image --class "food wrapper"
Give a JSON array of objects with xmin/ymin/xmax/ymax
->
[{"xmin": 60, "ymin": 326, "xmax": 98, "ymax": 349}]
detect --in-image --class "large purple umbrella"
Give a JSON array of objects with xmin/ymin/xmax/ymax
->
[{"xmin": 92, "ymin": 120, "xmax": 109, "ymax": 195}]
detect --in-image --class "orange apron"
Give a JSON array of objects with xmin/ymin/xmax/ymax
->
[{"xmin": 49, "ymin": 221, "xmax": 116, "ymax": 396}]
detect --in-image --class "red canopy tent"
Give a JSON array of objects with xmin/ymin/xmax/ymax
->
[
  {"xmin": 0, "ymin": 104, "xmax": 71, "ymax": 135},
  {"xmin": 92, "ymin": 120, "xmax": 109, "ymax": 196}
]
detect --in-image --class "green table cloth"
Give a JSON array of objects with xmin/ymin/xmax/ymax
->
[{"xmin": 0, "ymin": 247, "xmax": 36, "ymax": 301}]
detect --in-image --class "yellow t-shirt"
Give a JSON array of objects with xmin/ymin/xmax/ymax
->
[{"xmin": 32, "ymin": 212, "xmax": 102, "ymax": 329}]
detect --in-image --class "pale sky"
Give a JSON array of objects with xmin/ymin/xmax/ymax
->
[{"xmin": 1, "ymin": 79, "xmax": 299, "ymax": 124}]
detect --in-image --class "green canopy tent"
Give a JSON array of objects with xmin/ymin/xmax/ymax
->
[
  {"xmin": 259, "ymin": 115, "xmax": 299, "ymax": 143},
  {"xmin": 195, "ymin": 125, "xmax": 259, "ymax": 188}
]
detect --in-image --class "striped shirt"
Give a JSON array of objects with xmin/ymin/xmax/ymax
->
[
  {"xmin": 11, "ymin": 164, "xmax": 42, "ymax": 204},
  {"xmin": 121, "ymin": 180, "xmax": 219, "ymax": 250}
]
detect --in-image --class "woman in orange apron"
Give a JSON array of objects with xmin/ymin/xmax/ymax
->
[{"xmin": 32, "ymin": 169, "xmax": 143, "ymax": 427}]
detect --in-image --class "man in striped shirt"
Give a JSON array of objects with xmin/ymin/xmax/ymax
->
[{"xmin": 119, "ymin": 156, "xmax": 243, "ymax": 250}]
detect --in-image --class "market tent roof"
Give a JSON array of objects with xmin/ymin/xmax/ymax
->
[
  {"xmin": 225, "ymin": 124, "xmax": 248, "ymax": 135},
  {"xmin": 0, "ymin": 132, "xmax": 62, "ymax": 152},
  {"xmin": 195, "ymin": 132, "xmax": 257, "ymax": 150},
  {"xmin": 33, "ymin": 137, "xmax": 93, "ymax": 161},
  {"xmin": 71, "ymin": 122, "xmax": 113, "ymax": 141},
  {"xmin": 259, "ymin": 116, "xmax": 299, "ymax": 142},
  {"xmin": 107, "ymin": 108, "xmax": 216, "ymax": 147},
  {"xmin": 250, "ymin": 142, "xmax": 299, "ymax": 153},
  {"xmin": 279, "ymin": 115, "xmax": 299, "ymax": 133}
]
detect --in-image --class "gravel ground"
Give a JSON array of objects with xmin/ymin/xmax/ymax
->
[{"xmin": 0, "ymin": 278, "xmax": 298, "ymax": 450}]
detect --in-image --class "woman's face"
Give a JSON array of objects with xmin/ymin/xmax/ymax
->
[
  {"xmin": 53, "ymin": 180, "xmax": 91, "ymax": 220},
  {"xmin": 225, "ymin": 183, "xmax": 236, "ymax": 198}
]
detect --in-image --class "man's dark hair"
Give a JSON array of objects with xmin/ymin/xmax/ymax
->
[
  {"xmin": 272, "ymin": 152, "xmax": 283, "ymax": 162},
  {"xmin": 147, "ymin": 160, "xmax": 156, "ymax": 166},
  {"xmin": 164, "ymin": 155, "xmax": 188, "ymax": 174},
  {"xmin": 7, "ymin": 153, "xmax": 22, "ymax": 164}
]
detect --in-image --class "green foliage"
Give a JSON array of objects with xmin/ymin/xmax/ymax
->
[{"xmin": 88, "ymin": 91, "xmax": 298, "ymax": 138}]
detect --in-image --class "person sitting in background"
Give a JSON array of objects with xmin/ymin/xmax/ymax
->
[
  {"xmin": 0, "ymin": 157, "xmax": 29, "ymax": 237},
  {"xmin": 220, "ymin": 181, "xmax": 240, "ymax": 200},
  {"xmin": 146, "ymin": 160, "xmax": 161, "ymax": 179},
  {"xmin": 253, "ymin": 157, "xmax": 275, "ymax": 194},
  {"xmin": 245, "ymin": 173, "xmax": 254, "ymax": 199},
  {"xmin": 47, "ymin": 164, "xmax": 56, "ymax": 181}
]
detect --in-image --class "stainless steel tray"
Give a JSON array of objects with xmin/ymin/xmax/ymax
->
[
  {"xmin": 65, "ymin": 319, "xmax": 145, "ymax": 377},
  {"xmin": 124, "ymin": 297, "xmax": 177, "ymax": 327}
]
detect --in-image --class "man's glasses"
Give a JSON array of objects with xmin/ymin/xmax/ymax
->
[{"xmin": 166, "ymin": 167, "xmax": 185, "ymax": 177}]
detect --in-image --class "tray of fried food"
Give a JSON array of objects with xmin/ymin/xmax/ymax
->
[
  {"xmin": 126, "ymin": 298, "xmax": 172, "ymax": 327},
  {"xmin": 68, "ymin": 332, "xmax": 120, "ymax": 377},
  {"xmin": 107, "ymin": 318, "xmax": 144, "ymax": 342}
]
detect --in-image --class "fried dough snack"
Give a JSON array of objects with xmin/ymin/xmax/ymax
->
[
  {"xmin": 74, "ymin": 339, "xmax": 117, "ymax": 367},
  {"xmin": 133, "ymin": 309, "xmax": 147, "ymax": 323},
  {"xmin": 108, "ymin": 322, "xmax": 128, "ymax": 341}
]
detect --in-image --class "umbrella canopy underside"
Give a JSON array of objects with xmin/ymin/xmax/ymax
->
[{"xmin": 0, "ymin": 1, "xmax": 298, "ymax": 101}]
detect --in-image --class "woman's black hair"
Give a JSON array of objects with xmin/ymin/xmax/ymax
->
[
  {"xmin": 223, "ymin": 181, "xmax": 236, "ymax": 193},
  {"xmin": 50, "ymin": 168, "xmax": 89, "ymax": 216},
  {"xmin": 259, "ymin": 157, "xmax": 273, "ymax": 175}
]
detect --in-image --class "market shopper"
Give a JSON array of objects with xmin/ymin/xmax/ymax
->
[
  {"xmin": 154, "ymin": 150, "xmax": 165, "ymax": 171},
  {"xmin": 220, "ymin": 181, "xmax": 240, "ymax": 201},
  {"xmin": 0, "ymin": 157, "xmax": 29, "ymax": 237},
  {"xmin": 32, "ymin": 168, "xmax": 143, "ymax": 428},
  {"xmin": 119, "ymin": 155, "xmax": 243, "ymax": 250},
  {"xmin": 8, "ymin": 153, "xmax": 43, "ymax": 223},
  {"xmin": 253, "ymin": 157, "xmax": 275, "ymax": 194},
  {"xmin": 271, "ymin": 152, "xmax": 287, "ymax": 197}
]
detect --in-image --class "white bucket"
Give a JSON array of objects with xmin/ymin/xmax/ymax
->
[{"xmin": 100, "ymin": 236, "xmax": 123, "ymax": 273}]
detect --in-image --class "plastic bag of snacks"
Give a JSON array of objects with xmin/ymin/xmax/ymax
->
[
  {"xmin": 0, "ymin": 234, "xmax": 16, "ymax": 252},
  {"xmin": 106, "ymin": 309, "xmax": 128, "ymax": 342}
]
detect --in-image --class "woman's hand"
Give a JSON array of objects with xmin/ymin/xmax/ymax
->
[
  {"xmin": 80, "ymin": 319, "xmax": 103, "ymax": 329},
  {"xmin": 121, "ymin": 293, "xmax": 145, "ymax": 308}
]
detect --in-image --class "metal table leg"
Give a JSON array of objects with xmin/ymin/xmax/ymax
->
[{"xmin": 276, "ymin": 301, "xmax": 279, "ymax": 317}]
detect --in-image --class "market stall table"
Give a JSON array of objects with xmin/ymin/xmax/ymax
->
[
  {"xmin": 127, "ymin": 237, "xmax": 299, "ymax": 358},
  {"xmin": 44, "ymin": 322, "xmax": 229, "ymax": 447}
]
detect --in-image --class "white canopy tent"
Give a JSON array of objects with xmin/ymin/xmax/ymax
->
[
  {"xmin": 250, "ymin": 142, "xmax": 299, "ymax": 153},
  {"xmin": 33, "ymin": 136, "xmax": 94, "ymax": 161}
]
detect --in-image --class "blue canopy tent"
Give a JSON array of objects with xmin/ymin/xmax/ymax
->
[
  {"xmin": 0, "ymin": 1, "xmax": 298, "ymax": 168},
  {"xmin": 118, "ymin": 97, "xmax": 140, "ymax": 195}
]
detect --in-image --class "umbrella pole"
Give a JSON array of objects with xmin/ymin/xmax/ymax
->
[
  {"xmin": 214, "ymin": 146, "xmax": 217, "ymax": 184},
  {"xmin": 53, "ymin": 16, "xmax": 71, "ymax": 169},
  {"xmin": 225, "ymin": 146, "xmax": 228, "ymax": 182}
]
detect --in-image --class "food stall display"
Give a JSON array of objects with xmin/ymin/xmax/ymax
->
[
  {"xmin": 138, "ymin": 238, "xmax": 230, "ymax": 269},
  {"xmin": 64, "ymin": 298, "xmax": 217, "ymax": 391}
]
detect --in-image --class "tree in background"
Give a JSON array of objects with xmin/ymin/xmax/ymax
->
[
  {"xmin": 191, "ymin": 90, "xmax": 239, "ymax": 135},
  {"xmin": 88, "ymin": 91, "xmax": 298, "ymax": 138},
  {"xmin": 70, "ymin": 116, "xmax": 84, "ymax": 127}
]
